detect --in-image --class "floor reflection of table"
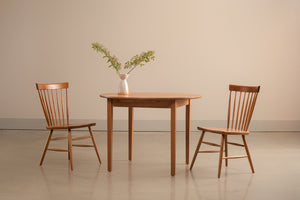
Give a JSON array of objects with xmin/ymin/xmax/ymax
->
[{"xmin": 100, "ymin": 93, "xmax": 201, "ymax": 176}]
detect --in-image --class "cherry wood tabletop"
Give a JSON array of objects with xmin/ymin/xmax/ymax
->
[{"xmin": 100, "ymin": 92, "xmax": 201, "ymax": 100}]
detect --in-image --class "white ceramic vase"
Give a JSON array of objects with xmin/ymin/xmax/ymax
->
[{"xmin": 118, "ymin": 73, "xmax": 129, "ymax": 95}]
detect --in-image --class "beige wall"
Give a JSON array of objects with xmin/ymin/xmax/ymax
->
[{"xmin": 0, "ymin": 0, "xmax": 299, "ymax": 126}]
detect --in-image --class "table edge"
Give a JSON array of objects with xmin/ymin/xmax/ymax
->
[{"xmin": 100, "ymin": 93, "xmax": 202, "ymax": 100}]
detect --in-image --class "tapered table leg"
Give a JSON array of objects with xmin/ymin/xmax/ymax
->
[
  {"xmin": 171, "ymin": 101, "xmax": 176, "ymax": 176},
  {"xmin": 185, "ymin": 100, "xmax": 191, "ymax": 164},
  {"xmin": 107, "ymin": 99, "xmax": 113, "ymax": 172},
  {"xmin": 128, "ymin": 107, "xmax": 133, "ymax": 161}
]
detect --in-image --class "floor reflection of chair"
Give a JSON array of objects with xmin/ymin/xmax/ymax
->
[
  {"xmin": 40, "ymin": 167, "xmax": 74, "ymax": 199},
  {"xmin": 190, "ymin": 169, "xmax": 254, "ymax": 200},
  {"xmin": 222, "ymin": 170, "xmax": 254, "ymax": 200},
  {"xmin": 40, "ymin": 166, "xmax": 101, "ymax": 199}
]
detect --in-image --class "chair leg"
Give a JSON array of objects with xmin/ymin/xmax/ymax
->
[
  {"xmin": 68, "ymin": 129, "xmax": 74, "ymax": 171},
  {"xmin": 225, "ymin": 135, "xmax": 228, "ymax": 167},
  {"xmin": 218, "ymin": 134, "xmax": 225, "ymax": 178},
  {"xmin": 190, "ymin": 131, "xmax": 205, "ymax": 170},
  {"xmin": 40, "ymin": 129, "xmax": 53, "ymax": 166},
  {"xmin": 242, "ymin": 135, "xmax": 255, "ymax": 173},
  {"xmin": 88, "ymin": 126, "xmax": 102, "ymax": 164}
]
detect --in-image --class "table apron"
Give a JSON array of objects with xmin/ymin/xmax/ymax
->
[{"xmin": 110, "ymin": 99, "xmax": 189, "ymax": 108}]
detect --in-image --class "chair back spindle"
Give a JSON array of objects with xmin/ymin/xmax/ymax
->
[
  {"xmin": 36, "ymin": 82, "xmax": 69, "ymax": 127},
  {"xmin": 227, "ymin": 85, "xmax": 260, "ymax": 131}
]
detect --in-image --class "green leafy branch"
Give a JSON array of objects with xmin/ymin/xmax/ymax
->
[
  {"xmin": 92, "ymin": 42, "xmax": 155, "ymax": 75},
  {"xmin": 124, "ymin": 51, "xmax": 155, "ymax": 74},
  {"xmin": 92, "ymin": 43, "xmax": 121, "ymax": 74}
]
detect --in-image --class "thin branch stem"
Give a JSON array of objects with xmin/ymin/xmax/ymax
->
[{"xmin": 127, "ymin": 65, "xmax": 137, "ymax": 75}]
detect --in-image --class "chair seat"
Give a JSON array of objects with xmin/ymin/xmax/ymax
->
[
  {"xmin": 47, "ymin": 123, "xmax": 96, "ymax": 130},
  {"xmin": 197, "ymin": 126, "xmax": 249, "ymax": 135}
]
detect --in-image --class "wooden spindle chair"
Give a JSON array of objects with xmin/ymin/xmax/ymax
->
[
  {"xmin": 190, "ymin": 84, "xmax": 260, "ymax": 178},
  {"xmin": 36, "ymin": 82, "xmax": 101, "ymax": 170}
]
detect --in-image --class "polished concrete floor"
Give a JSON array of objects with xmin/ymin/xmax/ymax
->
[{"xmin": 0, "ymin": 129, "xmax": 299, "ymax": 200}]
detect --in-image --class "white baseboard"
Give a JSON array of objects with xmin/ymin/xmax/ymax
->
[{"xmin": 0, "ymin": 118, "xmax": 299, "ymax": 132}]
